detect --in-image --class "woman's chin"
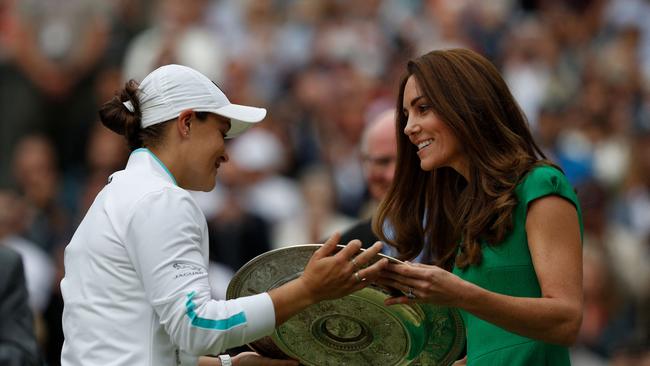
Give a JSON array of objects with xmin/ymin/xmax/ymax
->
[{"xmin": 419, "ymin": 160, "xmax": 434, "ymax": 171}]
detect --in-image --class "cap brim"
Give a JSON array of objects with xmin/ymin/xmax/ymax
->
[{"xmin": 213, "ymin": 103, "xmax": 266, "ymax": 139}]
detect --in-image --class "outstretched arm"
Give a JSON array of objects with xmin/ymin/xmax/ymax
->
[{"xmin": 380, "ymin": 195, "xmax": 583, "ymax": 345}]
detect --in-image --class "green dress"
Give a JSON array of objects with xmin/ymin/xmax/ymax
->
[{"xmin": 451, "ymin": 165, "xmax": 583, "ymax": 365}]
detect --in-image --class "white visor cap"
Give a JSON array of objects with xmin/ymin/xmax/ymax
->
[{"xmin": 137, "ymin": 64, "xmax": 265, "ymax": 138}]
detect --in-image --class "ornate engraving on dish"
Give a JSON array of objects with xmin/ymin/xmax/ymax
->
[
  {"xmin": 275, "ymin": 291, "xmax": 410, "ymax": 365},
  {"xmin": 410, "ymin": 306, "xmax": 466, "ymax": 366},
  {"xmin": 226, "ymin": 244, "xmax": 465, "ymax": 366}
]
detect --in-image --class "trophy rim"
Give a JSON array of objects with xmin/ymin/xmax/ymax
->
[{"xmin": 226, "ymin": 244, "xmax": 465, "ymax": 366}]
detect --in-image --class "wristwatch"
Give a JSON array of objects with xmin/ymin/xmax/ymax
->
[{"xmin": 218, "ymin": 354, "xmax": 232, "ymax": 366}]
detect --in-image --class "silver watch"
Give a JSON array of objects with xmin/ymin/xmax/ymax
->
[{"xmin": 218, "ymin": 354, "xmax": 232, "ymax": 366}]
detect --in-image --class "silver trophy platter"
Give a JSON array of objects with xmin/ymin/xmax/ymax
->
[{"xmin": 226, "ymin": 244, "xmax": 465, "ymax": 366}]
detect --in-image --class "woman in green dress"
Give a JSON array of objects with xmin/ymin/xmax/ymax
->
[{"xmin": 375, "ymin": 49, "xmax": 583, "ymax": 365}]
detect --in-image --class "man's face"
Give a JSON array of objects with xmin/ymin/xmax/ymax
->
[{"xmin": 362, "ymin": 112, "xmax": 397, "ymax": 201}]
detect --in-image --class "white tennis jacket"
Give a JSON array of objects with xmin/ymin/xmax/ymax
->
[{"xmin": 61, "ymin": 148, "xmax": 275, "ymax": 366}]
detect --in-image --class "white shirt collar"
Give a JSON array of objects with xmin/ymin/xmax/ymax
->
[{"xmin": 125, "ymin": 148, "xmax": 178, "ymax": 186}]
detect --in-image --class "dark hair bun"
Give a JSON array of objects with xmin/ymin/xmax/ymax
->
[{"xmin": 98, "ymin": 80, "xmax": 144, "ymax": 150}]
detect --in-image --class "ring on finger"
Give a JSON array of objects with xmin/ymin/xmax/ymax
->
[
  {"xmin": 354, "ymin": 271, "xmax": 365, "ymax": 283},
  {"xmin": 351, "ymin": 257, "xmax": 360, "ymax": 269},
  {"xmin": 406, "ymin": 287, "xmax": 416, "ymax": 299}
]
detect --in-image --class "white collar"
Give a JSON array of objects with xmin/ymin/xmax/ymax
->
[{"xmin": 124, "ymin": 148, "xmax": 178, "ymax": 186}]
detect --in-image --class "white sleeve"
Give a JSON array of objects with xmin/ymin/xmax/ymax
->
[{"xmin": 124, "ymin": 188, "xmax": 275, "ymax": 356}]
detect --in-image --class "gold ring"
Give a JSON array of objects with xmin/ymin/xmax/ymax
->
[{"xmin": 354, "ymin": 271, "xmax": 362, "ymax": 283}]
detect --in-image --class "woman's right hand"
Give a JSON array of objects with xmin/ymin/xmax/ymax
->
[
  {"xmin": 299, "ymin": 232, "xmax": 388, "ymax": 303},
  {"xmin": 269, "ymin": 233, "xmax": 387, "ymax": 325}
]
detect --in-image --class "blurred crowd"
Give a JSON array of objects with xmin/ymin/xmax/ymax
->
[{"xmin": 0, "ymin": 0, "xmax": 648, "ymax": 365}]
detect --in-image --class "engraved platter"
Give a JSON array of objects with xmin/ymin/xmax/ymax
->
[{"xmin": 226, "ymin": 244, "xmax": 465, "ymax": 365}]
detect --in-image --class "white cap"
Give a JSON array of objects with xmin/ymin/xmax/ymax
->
[{"xmin": 127, "ymin": 64, "xmax": 265, "ymax": 138}]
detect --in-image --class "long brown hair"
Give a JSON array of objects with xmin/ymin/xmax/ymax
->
[{"xmin": 372, "ymin": 48, "xmax": 552, "ymax": 270}]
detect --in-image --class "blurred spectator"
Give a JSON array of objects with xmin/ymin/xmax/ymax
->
[
  {"xmin": 574, "ymin": 242, "xmax": 640, "ymax": 361},
  {"xmin": 314, "ymin": 62, "xmax": 372, "ymax": 216},
  {"xmin": 359, "ymin": 108, "xmax": 397, "ymax": 215},
  {"xmin": 227, "ymin": 127, "xmax": 303, "ymax": 225},
  {"xmin": 554, "ymin": 120, "xmax": 596, "ymax": 186},
  {"xmin": 73, "ymin": 122, "xmax": 129, "ymax": 221},
  {"xmin": 312, "ymin": 2, "xmax": 389, "ymax": 79},
  {"xmin": 409, "ymin": 0, "xmax": 472, "ymax": 55},
  {"xmin": 0, "ymin": 190, "xmax": 54, "ymax": 314},
  {"xmin": 11, "ymin": 135, "xmax": 72, "ymax": 255},
  {"xmin": 578, "ymin": 180, "xmax": 649, "ymax": 301},
  {"xmin": 502, "ymin": 16, "xmax": 553, "ymax": 130},
  {"xmin": 462, "ymin": 1, "xmax": 511, "ymax": 61},
  {"xmin": 103, "ymin": 0, "xmax": 147, "ymax": 68},
  {"xmin": 603, "ymin": 0, "xmax": 650, "ymax": 85},
  {"xmin": 273, "ymin": 165, "xmax": 355, "ymax": 248},
  {"xmin": 206, "ymin": 190, "xmax": 271, "ymax": 275},
  {"xmin": 614, "ymin": 131, "xmax": 650, "ymax": 240},
  {"xmin": 340, "ymin": 108, "xmax": 397, "ymax": 248},
  {"xmin": 0, "ymin": 0, "xmax": 111, "ymax": 180},
  {"xmin": 123, "ymin": 0, "xmax": 226, "ymax": 82},
  {"xmin": 0, "ymin": 246, "xmax": 41, "ymax": 366}
]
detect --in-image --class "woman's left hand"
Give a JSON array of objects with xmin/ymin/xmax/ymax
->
[{"xmin": 378, "ymin": 262, "xmax": 465, "ymax": 306}]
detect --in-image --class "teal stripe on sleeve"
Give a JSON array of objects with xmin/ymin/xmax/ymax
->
[{"xmin": 185, "ymin": 291, "xmax": 247, "ymax": 330}]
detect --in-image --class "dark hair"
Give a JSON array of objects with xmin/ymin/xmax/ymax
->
[
  {"xmin": 99, "ymin": 80, "xmax": 210, "ymax": 151},
  {"xmin": 372, "ymin": 48, "xmax": 554, "ymax": 270}
]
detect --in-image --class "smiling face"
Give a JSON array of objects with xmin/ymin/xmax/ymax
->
[
  {"xmin": 401, "ymin": 75, "xmax": 468, "ymax": 178},
  {"xmin": 182, "ymin": 113, "xmax": 231, "ymax": 191}
]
